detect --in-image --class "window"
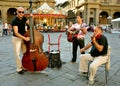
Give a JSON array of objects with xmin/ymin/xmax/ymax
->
[{"xmin": 117, "ymin": 0, "xmax": 120, "ymax": 2}]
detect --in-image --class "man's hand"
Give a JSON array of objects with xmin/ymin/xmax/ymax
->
[
  {"xmin": 80, "ymin": 48, "xmax": 85, "ymax": 53},
  {"xmin": 80, "ymin": 27, "xmax": 84, "ymax": 31},
  {"xmin": 30, "ymin": 13, "xmax": 33, "ymax": 17},
  {"xmin": 91, "ymin": 36, "xmax": 96, "ymax": 42},
  {"xmin": 24, "ymin": 37, "xmax": 30, "ymax": 41}
]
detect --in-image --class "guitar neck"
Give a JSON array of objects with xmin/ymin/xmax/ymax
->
[{"xmin": 29, "ymin": 12, "xmax": 34, "ymax": 44}]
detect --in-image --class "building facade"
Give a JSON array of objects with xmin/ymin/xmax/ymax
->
[
  {"xmin": 64, "ymin": 0, "xmax": 120, "ymax": 25},
  {"xmin": 0, "ymin": 0, "xmax": 56, "ymax": 24}
]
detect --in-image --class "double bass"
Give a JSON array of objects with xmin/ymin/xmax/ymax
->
[{"xmin": 22, "ymin": 0, "xmax": 48, "ymax": 72}]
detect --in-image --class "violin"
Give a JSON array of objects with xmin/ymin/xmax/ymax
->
[
  {"xmin": 91, "ymin": 33, "xmax": 102, "ymax": 40},
  {"xmin": 95, "ymin": 33, "xmax": 102, "ymax": 40}
]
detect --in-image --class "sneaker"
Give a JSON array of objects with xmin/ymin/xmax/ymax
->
[
  {"xmin": 89, "ymin": 80, "xmax": 94, "ymax": 85},
  {"xmin": 18, "ymin": 71, "xmax": 24, "ymax": 74}
]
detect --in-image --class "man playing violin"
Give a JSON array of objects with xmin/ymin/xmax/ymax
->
[
  {"xmin": 79, "ymin": 26, "xmax": 108, "ymax": 84},
  {"xmin": 67, "ymin": 14, "xmax": 88, "ymax": 63},
  {"xmin": 12, "ymin": 7, "xmax": 30, "ymax": 74}
]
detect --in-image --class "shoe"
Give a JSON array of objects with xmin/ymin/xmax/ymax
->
[
  {"xmin": 79, "ymin": 72, "xmax": 87, "ymax": 77},
  {"xmin": 22, "ymin": 67, "xmax": 27, "ymax": 71},
  {"xmin": 18, "ymin": 71, "xmax": 24, "ymax": 74},
  {"xmin": 89, "ymin": 80, "xmax": 94, "ymax": 85},
  {"xmin": 22, "ymin": 69, "xmax": 27, "ymax": 72}
]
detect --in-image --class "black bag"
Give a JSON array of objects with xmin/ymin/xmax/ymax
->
[{"xmin": 45, "ymin": 50, "xmax": 62, "ymax": 69}]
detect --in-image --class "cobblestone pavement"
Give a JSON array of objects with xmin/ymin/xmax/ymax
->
[{"xmin": 0, "ymin": 32, "xmax": 120, "ymax": 86}]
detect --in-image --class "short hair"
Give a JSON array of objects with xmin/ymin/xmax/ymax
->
[
  {"xmin": 96, "ymin": 26, "xmax": 103, "ymax": 32},
  {"xmin": 76, "ymin": 12, "xmax": 83, "ymax": 18}
]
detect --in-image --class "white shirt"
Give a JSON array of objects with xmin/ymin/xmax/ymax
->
[
  {"xmin": 4, "ymin": 23, "xmax": 8, "ymax": 29},
  {"xmin": 71, "ymin": 23, "xmax": 87, "ymax": 38}
]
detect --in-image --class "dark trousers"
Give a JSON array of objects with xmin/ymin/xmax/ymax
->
[
  {"xmin": 71, "ymin": 38, "xmax": 85, "ymax": 62},
  {"xmin": 3, "ymin": 29, "xmax": 7, "ymax": 35}
]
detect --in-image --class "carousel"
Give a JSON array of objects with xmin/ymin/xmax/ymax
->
[{"xmin": 25, "ymin": 3, "xmax": 67, "ymax": 32}]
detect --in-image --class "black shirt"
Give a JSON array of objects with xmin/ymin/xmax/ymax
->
[
  {"xmin": 12, "ymin": 16, "xmax": 27, "ymax": 36},
  {"xmin": 90, "ymin": 35, "xmax": 108, "ymax": 57}
]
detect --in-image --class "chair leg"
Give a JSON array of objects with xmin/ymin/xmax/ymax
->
[{"xmin": 105, "ymin": 64, "xmax": 109, "ymax": 85}]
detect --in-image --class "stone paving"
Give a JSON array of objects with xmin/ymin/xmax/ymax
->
[{"xmin": 0, "ymin": 32, "xmax": 120, "ymax": 86}]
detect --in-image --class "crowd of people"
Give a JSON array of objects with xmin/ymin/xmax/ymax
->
[{"xmin": 0, "ymin": 6, "xmax": 110, "ymax": 85}]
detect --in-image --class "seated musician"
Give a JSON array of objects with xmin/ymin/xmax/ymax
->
[{"xmin": 79, "ymin": 26, "xmax": 108, "ymax": 84}]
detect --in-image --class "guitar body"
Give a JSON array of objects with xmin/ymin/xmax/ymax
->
[
  {"xmin": 67, "ymin": 32, "xmax": 75, "ymax": 42},
  {"xmin": 67, "ymin": 30, "xmax": 78, "ymax": 42}
]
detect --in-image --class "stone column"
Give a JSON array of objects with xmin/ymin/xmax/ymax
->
[
  {"xmin": 83, "ymin": 4, "xmax": 87, "ymax": 24},
  {"xmin": 83, "ymin": 4, "xmax": 90, "ymax": 24},
  {"xmin": 95, "ymin": 8, "xmax": 99, "ymax": 25},
  {"xmin": 87, "ymin": 7, "xmax": 90, "ymax": 24}
]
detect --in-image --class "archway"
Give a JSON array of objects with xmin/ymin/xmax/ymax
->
[
  {"xmin": 99, "ymin": 11, "xmax": 108, "ymax": 24},
  {"xmin": 113, "ymin": 12, "xmax": 120, "ymax": 19},
  {"xmin": 7, "ymin": 8, "xmax": 17, "ymax": 24}
]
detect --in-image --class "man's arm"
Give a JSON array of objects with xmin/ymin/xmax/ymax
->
[
  {"xmin": 92, "ymin": 36, "xmax": 103, "ymax": 52},
  {"xmin": 80, "ymin": 42, "xmax": 92, "ymax": 53},
  {"xmin": 67, "ymin": 26, "xmax": 76, "ymax": 34},
  {"xmin": 80, "ymin": 27, "xmax": 88, "ymax": 34},
  {"xmin": 13, "ymin": 26, "xmax": 30, "ymax": 41}
]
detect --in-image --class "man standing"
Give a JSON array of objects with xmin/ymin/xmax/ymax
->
[
  {"xmin": 68, "ymin": 14, "xmax": 87, "ymax": 63},
  {"xmin": 3, "ymin": 22, "xmax": 8, "ymax": 36},
  {"xmin": 79, "ymin": 26, "xmax": 108, "ymax": 84},
  {"xmin": 12, "ymin": 7, "xmax": 30, "ymax": 74}
]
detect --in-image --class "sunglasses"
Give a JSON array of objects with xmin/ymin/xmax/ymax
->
[{"xmin": 18, "ymin": 11, "xmax": 24, "ymax": 14}]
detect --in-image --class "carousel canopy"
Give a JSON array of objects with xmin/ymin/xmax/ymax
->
[
  {"xmin": 37, "ymin": 3, "xmax": 54, "ymax": 14},
  {"xmin": 53, "ymin": 8, "xmax": 61, "ymax": 14},
  {"xmin": 25, "ymin": 3, "xmax": 67, "ymax": 18}
]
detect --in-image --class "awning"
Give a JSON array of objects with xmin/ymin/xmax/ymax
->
[{"xmin": 25, "ymin": 14, "xmax": 67, "ymax": 18}]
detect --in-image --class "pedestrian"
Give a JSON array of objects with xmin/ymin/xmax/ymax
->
[
  {"xmin": 3, "ymin": 22, "xmax": 8, "ymax": 36},
  {"xmin": 79, "ymin": 26, "xmax": 108, "ymax": 85},
  {"xmin": 67, "ymin": 14, "xmax": 88, "ymax": 63},
  {"xmin": 8, "ymin": 24, "xmax": 13, "ymax": 35},
  {"xmin": 11, "ymin": 7, "xmax": 30, "ymax": 74}
]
